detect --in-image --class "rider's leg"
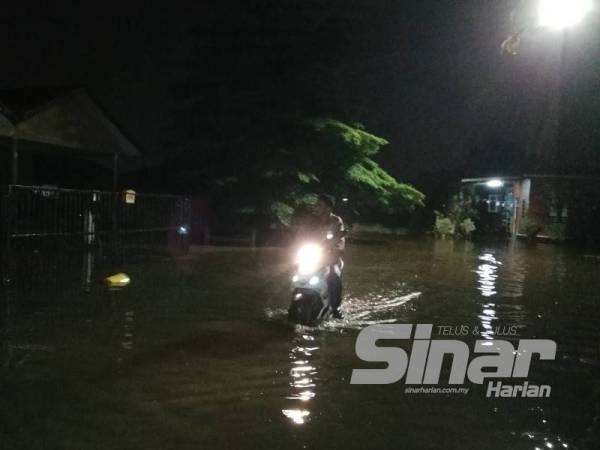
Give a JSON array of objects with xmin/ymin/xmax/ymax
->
[{"xmin": 328, "ymin": 264, "xmax": 343, "ymax": 318}]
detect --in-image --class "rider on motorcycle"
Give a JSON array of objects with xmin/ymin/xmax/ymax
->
[{"xmin": 311, "ymin": 194, "xmax": 346, "ymax": 318}]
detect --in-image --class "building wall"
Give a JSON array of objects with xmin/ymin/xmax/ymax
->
[
  {"xmin": 527, "ymin": 180, "xmax": 547, "ymax": 228},
  {"xmin": 512, "ymin": 179, "xmax": 531, "ymax": 236},
  {"xmin": 465, "ymin": 177, "xmax": 600, "ymax": 242},
  {"xmin": 522, "ymin": 178, "xmax": 572, "ymax": 240}
]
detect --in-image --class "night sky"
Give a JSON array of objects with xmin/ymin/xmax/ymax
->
[{"xmin": 3, "ymin": 1, "xmax": 599, "ymax": 193}]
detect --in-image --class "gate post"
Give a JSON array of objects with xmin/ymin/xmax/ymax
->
[{"xmin": 2, "ymin": 187, "xmax": 13, "ymax": 285}]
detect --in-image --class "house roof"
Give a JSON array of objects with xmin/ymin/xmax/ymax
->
[
  {"xmin": 0, "ymin": 86, "xmax": 78, "ymax": 123},
  {"xmin": 0, "ymin": 87, "xmax": 140, "ymax": 158}
]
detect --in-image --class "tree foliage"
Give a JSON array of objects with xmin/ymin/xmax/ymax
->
[{"xmin": 227, "ymin": 117, "xmax": 425, "ymax": 227}]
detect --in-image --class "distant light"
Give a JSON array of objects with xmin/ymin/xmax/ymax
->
[
  {"xmin": 539, "ymin": 0, "xmax": 593, "ymax": 30},
  {"xmin": 177, "ymin": 226, "xmax": 189, "ymax": 235},
  {"xmin": 342, "ymin": 197, "xmax": 349, "ymax": 203},
  {"xmin": 292, "ymin": 275, "xmax": 299, "ymax": 283},
  {"xmin": 309, "ymin": 276, "xmax": 319, "ymax": 286},
  {"xmin": 486, "ymin": 179, "xmax": 504, "ymax": 188}
]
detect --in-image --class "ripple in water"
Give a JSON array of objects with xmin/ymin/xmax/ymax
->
[
  {"xmin": 264, "ymin": 290, "xmax": 421, "ymax": 331},
  {"xmin": 519, "ymin": 431, "xmax": 571, "ymax": 449},
  {"xmin": 325, "ymin": 291, "xmax": 422, "ymax": 330}
]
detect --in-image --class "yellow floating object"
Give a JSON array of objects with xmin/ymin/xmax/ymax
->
[{"xmin": 104, "ymin": 273, "xmax": 131, "ymax": 287}]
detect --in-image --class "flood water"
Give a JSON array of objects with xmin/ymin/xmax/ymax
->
[{"xmin": 1, "ymin": 239, "xmax": 600, "ymax": 449}]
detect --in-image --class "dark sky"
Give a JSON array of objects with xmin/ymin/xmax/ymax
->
[{"xmin": 2, "ymin": 1, "xmax": 599, "ymax": 188}]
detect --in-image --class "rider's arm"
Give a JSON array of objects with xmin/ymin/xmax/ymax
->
[{"xmin": 329, "ymin": 216, "xmax": 346, "ymax": 258}]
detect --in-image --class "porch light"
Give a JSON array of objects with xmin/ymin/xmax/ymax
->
[{"xmin": 486, "ymin": 179, "xmax": 504, "ymax": 188}]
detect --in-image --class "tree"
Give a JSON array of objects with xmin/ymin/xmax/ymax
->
[{"xmin": 207, "ymin": 117, "xmax": 425, "ymax": 229}]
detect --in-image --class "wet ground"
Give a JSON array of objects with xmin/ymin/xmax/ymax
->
[{"xmin": 1, "ymin": 239, "xmax": 600, "ymax": 449}]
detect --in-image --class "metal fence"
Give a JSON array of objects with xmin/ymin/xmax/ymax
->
[{"xmin": 1, "ymin": 185, "xmax": 190, "ymax": 288}]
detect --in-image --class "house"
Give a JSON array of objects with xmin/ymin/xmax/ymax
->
[
  {"xmin": 461, "ymin": 174, "xmax": 600, "ymax": 242},
  {"xmin": 0, "ymin": 86, "xmax": 140, "ymax": 192}
]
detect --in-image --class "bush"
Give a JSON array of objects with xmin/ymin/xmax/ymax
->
[
  {"xmin": 522, "ymin": 218, "xmax": 542, "ymax": 239},
  {"xmin": 434, "ymin": 213, "xmax": 455, "ymax": 238},
  {"xmin": 433, "ymin": 194, "xmax": 477, "ymax": 239},
  {"xmin": 458, "ymin": 218, "xmax": 476, "ymax": 238},
  {"xmin": 433, "ymin": 191, "xmax": 478, "ymax": 239},
  {"xmin": 545, "ymin": 223, "xmax": 567, "ymax": 241}
]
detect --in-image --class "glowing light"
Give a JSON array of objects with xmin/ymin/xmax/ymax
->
[
  {"xmin": 539, "ymin": 0, "xmax": 593, "ymax": 30},
  {"xmin": 296, "ymin": 244, "xmax": 322, "ymax": 275},
  {"xmin": 309, "ymin": 276, "xmax": 319, "ymax": 286},
  {"xmin": 486, "ymin": 179, "xmax": 504, "ymax": 188}
]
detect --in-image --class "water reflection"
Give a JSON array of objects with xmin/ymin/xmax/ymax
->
[
  {"xmin": 499, "ymin": 241, "xmax": 527, "ymax": 299},
  {"xmin": 121, "ymin": 310, "xmax": 135, "ymax": 351},
  {"xmin": 478, "ymin": 302, "xmax": 498, "ymax": 340},
  {"xmin": 475, "ymin": 253, "xmax": 502, "ymax": 340},
  {"xmin": 282, "ymin": 330, "xmax": 319, "ymax": 425},
  {"xmin": 1, "ymin": 290, "xmax": 13, "ymax": 368},
  {"xmin": 281, "ymin": 408, "xmax": 310, "ymax": 425},
  {"xmin": 475, "ymin": 253, "xmax": 501, "ymax": 297},
  {"xmin": 520, "ymin": 431, "xmax": 571, "ymax": 449}
]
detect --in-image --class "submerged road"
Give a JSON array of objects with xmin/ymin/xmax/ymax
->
[{"xmin": 1, "ymin": 239, "xmax": 599, "ymax": 449}]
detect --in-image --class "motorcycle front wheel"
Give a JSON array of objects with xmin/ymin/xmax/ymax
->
[{"xmin": 288, "ymin": 291, "xmax": 324, "ymax": 326}]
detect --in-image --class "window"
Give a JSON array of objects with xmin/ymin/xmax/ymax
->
[
  {"xmin": 488, "ymin": 195, "xmax": 499, "ymax": 213},
  {"xmin": 549, "ymin": 204, "xmax": 568, "ymax": 223}
]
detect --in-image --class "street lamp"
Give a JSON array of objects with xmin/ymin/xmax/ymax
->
[{"xmin": 538, "ymin": 0, "xmax": 593, "ymax": 30}]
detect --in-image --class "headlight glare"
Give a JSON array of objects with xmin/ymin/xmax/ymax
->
[{"xmin": 296, "ymin": 244, "xmax": 322, "ymax": 275}]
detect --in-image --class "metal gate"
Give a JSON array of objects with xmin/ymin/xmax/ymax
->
[{"xmin": 1, "ymin": 185, "xmax": 190, "ymax": 287}]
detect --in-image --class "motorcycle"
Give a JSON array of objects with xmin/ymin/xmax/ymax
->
[{"xmin": 288, "ymin": 231, "xmax": 345, "ymax": 326}]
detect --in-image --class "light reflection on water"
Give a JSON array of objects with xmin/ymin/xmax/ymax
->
[
  {"xmin": 475, "ymin": 252, "xmax": 501, "ymax": 298},
  {"xmin": 282, "ymin": 331, "xmax": 319, "ymax": 425},
  {"xmin": 121, "ymin": 310, "xmax": 135, "ymax": 351},
  {"xmin": 478, "ymin": 302, "xmax": 498, "ymax": 340}
]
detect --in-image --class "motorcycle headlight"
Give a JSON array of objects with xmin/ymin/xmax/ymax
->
[{"xmin": 296, "ymin": 243, "xmax": 322, "ymax": 275}]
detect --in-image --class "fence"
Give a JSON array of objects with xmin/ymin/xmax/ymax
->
[{"xmin": 1, "ymin": 185, "xmax": 190, "ymax": 288}]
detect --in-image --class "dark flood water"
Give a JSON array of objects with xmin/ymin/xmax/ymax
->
[{"xmin": 1, "ymin": 239, "xmax": 600, "ymax": 449}]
